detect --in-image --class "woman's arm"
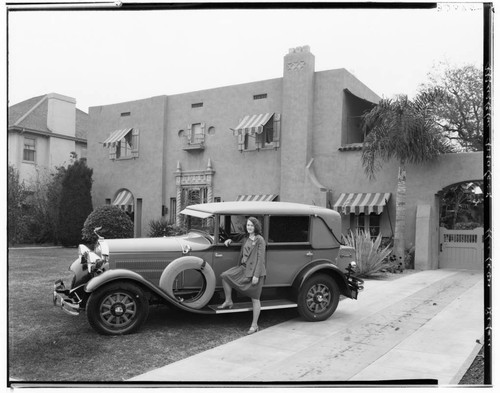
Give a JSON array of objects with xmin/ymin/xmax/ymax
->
[
  {"xmin": 224, "ymin": 232, "xmax": 246, "ymax": 246},
  {"xmin": 252, "ymin": 236, "xmax": 266, "ymax": 278}
]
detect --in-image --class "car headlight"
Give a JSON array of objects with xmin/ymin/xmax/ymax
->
[
  {"xmin": 349, "ymin": 261, "xmax": 357, "ymax": 269},
  {"xmin": 85, "ymin": 251, "xmax": 101, "ymax": 273},
  {"xmin": 94, "ymin": 241, "xmax": 109, "ymax": 262}
]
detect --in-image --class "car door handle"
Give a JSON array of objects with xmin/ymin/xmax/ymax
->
[
  {"xmin": 306, "ymin": 251, "xmax": 313, "ymax": 256},
  {"xmin": 215, "ymin": 253, "xmax": 223, "ymax": 257}
]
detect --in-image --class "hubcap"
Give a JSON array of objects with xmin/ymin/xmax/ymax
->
[
  {"xmin": 306, "ymin": 283, "xmax": 331, "ymax": 313},
  {"xmin": 100, "ymin": 292, "xmax": 137, "ymax": 329}
]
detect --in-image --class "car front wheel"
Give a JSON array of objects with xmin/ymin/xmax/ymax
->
[
  {"xmin": 86, "ymin": 282, "xmax": 149, "ymax": 335},
  {"xmin": 297, "ymin": 273, "xmax": 340, "ymax": 322}
]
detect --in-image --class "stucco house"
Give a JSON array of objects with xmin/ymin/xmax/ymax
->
[
  {"xmin": 87, "ymin": 46, "xmax": 483, "ymax": 271},
  {"xmin": 8, "ymin": 93, "xmax": 89, "ymax": 186}
]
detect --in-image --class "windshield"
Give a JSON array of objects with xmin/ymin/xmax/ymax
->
[{"xmin": 182, "ymin": 214, "xmax": 216, "ymax": 237}]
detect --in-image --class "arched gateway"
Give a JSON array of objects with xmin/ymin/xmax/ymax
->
[
  {"xmin": 437, "ymin": 181, "xmax": 484, "ymax": 270},
  {"xmin": 412, "ymin": 152, "xmax": 484, "ymax": 270}
]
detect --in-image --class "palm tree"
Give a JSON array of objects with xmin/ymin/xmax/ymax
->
[{"xmin": 361, "ymin": 89, "xmax": 453, "ymax": 267}]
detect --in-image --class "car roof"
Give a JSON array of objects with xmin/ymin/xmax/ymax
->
[{"xmin": 182, "ymin": 201, "xmax": 340, "ymax": 218}]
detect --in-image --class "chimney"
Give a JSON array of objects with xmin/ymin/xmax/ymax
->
[
  {"xmin": 280, "ymin": 45, "xmax": 316, "ymax": 203},
  {"xmin": 47, "ymin": 93, "xmax": 76, "ymax": 137}
]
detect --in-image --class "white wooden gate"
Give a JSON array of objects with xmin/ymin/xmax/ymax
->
[{"xmin": 439, "ymin": 227, "xmax": 484, "ymax": 270}]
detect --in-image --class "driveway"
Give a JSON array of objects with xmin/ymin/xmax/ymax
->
[{"xmin": 130, "ymin": 269, "xmax": 484, "ymax": 384}]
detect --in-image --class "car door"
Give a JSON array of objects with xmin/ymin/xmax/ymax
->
[{"xmin": 265, "ymin": 215, "xmax": 313, "ymax": 286}]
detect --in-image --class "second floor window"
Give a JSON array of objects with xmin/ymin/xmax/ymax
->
[
  {"xmin": 116, "ymin": 133, "xmax": 133, "ymax": 159},
  {"xmin": 23, "ymin": 137, "xmax": 36, "ymax": 162},
  {"xmin": 341, "ymin": 89, "xmax": 376, "ymax": 146},
  {"xmin": 234, "ymin": 113, "xmax": 281, "ymax": 151},
  {"xmin": 104, "ymin": 128, "xmax": 140, "ymax": 160},
  {"xmin": 189, "ymin": 123, "xmax": 204, "ymax": 144}
]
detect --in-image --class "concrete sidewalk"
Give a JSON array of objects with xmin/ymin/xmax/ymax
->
[{"xmin": 129, "ymin": 269, "xmax": 484, "ymax": 385}]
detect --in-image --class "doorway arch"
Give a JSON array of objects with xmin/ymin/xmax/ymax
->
[
  {"xmin": 437, "ymin": 181, "xmax": 483, "ymax": 270},
  {"xmin": 112, "ymin": 188, "xmax": 135, "ymax": 225}
]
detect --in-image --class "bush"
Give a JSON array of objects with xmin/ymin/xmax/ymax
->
[
  {"xmin": 58, "ymin": 160, "xmax": 93, "ymax": 247},
  {"xmin": 148, "ymin": 218, "xmax": 186, "ymax": 237},
  {"xmin": 82, "ymin": 205, "xmax": 134, "ymax": 244},
  {"xmin": 342, "ymin": 230, "xmax": 393, "ymax": 277},
  {"xmin": 404, "ymin": 246, "xmax": 415, "ymax": 269},
  {"xmin": 7, "ymin": 165, "xmax": 30, "ymax": 245},
  {"xmin": 454, "ymin": 222, "xmax": 482, "ymax": 230}
]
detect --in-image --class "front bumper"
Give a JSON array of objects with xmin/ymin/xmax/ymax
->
[{"xmin": 53, "ymin": 279, "xmax": 81, "ymax": 316}]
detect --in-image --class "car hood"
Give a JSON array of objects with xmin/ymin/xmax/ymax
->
[{"xmin": 102, "ymin": 232, "xmax": 212, "ymax": 254}]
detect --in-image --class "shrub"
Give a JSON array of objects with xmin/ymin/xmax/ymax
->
[
  {"xmin": 7, "ymin": 165, "xmax": 30, "ymax": 245},
  {"xmin": 404, "ymin": 246, "xmax": 415, "ymax": 269},
  {"xmin": 342, "ymin": 230, "xmax": 393, "ymax": 277},
  {"xmin": 454, "ymin": 222, "xmax": 482, "ymax": 230},
  {"xmin": 82, "ymin": 205, "xmax": 134, "ymax": 244},
  {"xmin": 58, "ymin": 160, "xmax": 93, "ymax": 247},
  {"xmin": 148, "ymin": 218, "xmax": 186, "ymax": 237}
]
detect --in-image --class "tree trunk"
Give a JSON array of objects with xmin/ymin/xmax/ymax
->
[{"xmin": 394, "ymin": 165, "xmax": 407, "ymax": 269}]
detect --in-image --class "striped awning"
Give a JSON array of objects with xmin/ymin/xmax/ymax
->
[
  {"xmin": 236, "ymin": 194, "xmax": 278, "ymax": 202},
  {"xmin": 102, "ymin": 128, "xmax": 133, "ymax": 148},
  {"xmin": 113, "ymin": 190, "xmax": 134, "ymax": 206},
  {"xmin": 333, "ymin": 193, "xmax": 391, "ymax": 215},
  {"xmin": 231, "ymin": 113, "xmax": 274, "ymax": 136}
]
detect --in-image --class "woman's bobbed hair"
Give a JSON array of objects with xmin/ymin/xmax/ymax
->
[{"xmin": 246, "ymin": 216, "xmax": 262, "ymax": 235}]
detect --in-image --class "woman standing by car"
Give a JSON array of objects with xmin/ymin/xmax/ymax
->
[{"xmin": 218, "ymin": 217, "xmax": 266, "ymax": 334}]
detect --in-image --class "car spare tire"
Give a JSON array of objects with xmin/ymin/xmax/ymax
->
[{"xmin": 159, "ymin": 256, "xmax": 216, "ymax": 309}]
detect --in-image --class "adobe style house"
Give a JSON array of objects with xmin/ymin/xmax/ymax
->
[
  {"xmin": 8, "ymin": 93, "xmax": 89, "ymax": 185},
  {"xmin": 87, "ymin": 46, "xmax": 483, "ymax": 270}
]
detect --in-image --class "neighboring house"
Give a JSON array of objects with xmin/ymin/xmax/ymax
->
[
  {"xmin": 87, "ymin": 46, "xmax": 483, "ymax": 270},
  {"xmin": 8, "ymin": 93, "xmax": 89, "ymax": 187}
]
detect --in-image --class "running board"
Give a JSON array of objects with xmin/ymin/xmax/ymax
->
[{"xmin": 208, "ymin": 299, "xmax": 297, "ymax": 313}]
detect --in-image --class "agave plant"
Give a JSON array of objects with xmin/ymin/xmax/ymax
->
[{"xmin": 342, "ymin": 229, "xmax": 393, "ymax": 277}]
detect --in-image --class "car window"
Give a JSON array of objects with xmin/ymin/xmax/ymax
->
[
  {"xmin": 268, "ymin": 215, "xmax": 310, "ymax": 243},
  {"xmin": 218, "ymin": 214, "xmax": 264, "ymax": 243}
]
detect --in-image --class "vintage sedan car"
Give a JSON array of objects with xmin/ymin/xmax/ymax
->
[{"xmin": 53, "ymin": 201, "xmax": 364, "ymax": 335}]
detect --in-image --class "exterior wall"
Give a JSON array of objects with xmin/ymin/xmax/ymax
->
[
  {"xmin": 49, "ymin": 137, "xmax": 76, "ymax": 168},
  {"xmin": 164, "ymin": 78, "xmax": 284, "ymax": 205},
  {"xmin": 405, "ymin": 152, "xmax": 483, "ymax": 269},
  {"xmin": 8, "ymin": 93, "xmax": 88, "ymax": 188},
  {"xmin": 75, "ymin": 141, "xmax": 87, "ymax": 161},
  {"xmin": 47, "ymin": 93, "xmax": 76, "ymax": 137},
  {"xmin": 85, "ymin": 47, "xmax": 483, "ymax": 271},
  {"xmin": 8, "ymin": 132, "xmax": 51, "ymax": 187},
  {"xmin": 88, "ymin": 96, "xmax": 168, "ymax": 237}
]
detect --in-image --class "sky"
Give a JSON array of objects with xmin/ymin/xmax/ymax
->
[{"xmin": 6, "ymin": 2, "xmax": 485, "ymax": 112}]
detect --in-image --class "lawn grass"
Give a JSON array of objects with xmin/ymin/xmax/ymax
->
[{"xmin": 7, "ymin": 248, "xmax": 297, "ymax": 382}]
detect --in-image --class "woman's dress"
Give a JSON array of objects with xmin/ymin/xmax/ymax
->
[{"xmin": 220, "ymin": 237, "xmax": 264, "ymax": 299}]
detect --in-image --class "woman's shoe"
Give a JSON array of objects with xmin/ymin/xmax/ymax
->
[
  {"xmin": 247, "ymin": 325, "xmax": 259, "ymax": 335},
  {"xmin": 217, "ymin": 301, "xmax": 233, "ymax": 309}
]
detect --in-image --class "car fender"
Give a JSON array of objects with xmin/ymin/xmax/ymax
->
[
  {"xmin": 84, "ymin": 269, "xmax": 213, "ymax": 314},
  {"xmin": 292, "ymin": 260, "xmax": 353, "ymax": 298}
]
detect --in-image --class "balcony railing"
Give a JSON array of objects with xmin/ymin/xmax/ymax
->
[{"xmin": 183, "ymin": 133, "xmax": 205, "ymax": 151}]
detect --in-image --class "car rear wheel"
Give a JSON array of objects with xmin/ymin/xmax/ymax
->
[
  {"xmin": 86, "ymin": 282, "xmax": 149, "ymax": 335},
  {"xmin": 297, "ymin": 273, "xmax": 340, "ymax": 322}
]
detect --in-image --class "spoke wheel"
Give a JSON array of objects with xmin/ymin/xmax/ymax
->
[
  {"xmin": 99, "ymin": 292, "xmax": 138, "ymax": 329},
  {"xmin": 87, "ymin": 282, "xmax": 149, "ymax": 335},
  {"xmin": 305, "ymin": 283, "xmax": 332, "ymax": 314},
  {"xmin": 298, "ymin": 274, "xmax": 340, "ymax": 322}
]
